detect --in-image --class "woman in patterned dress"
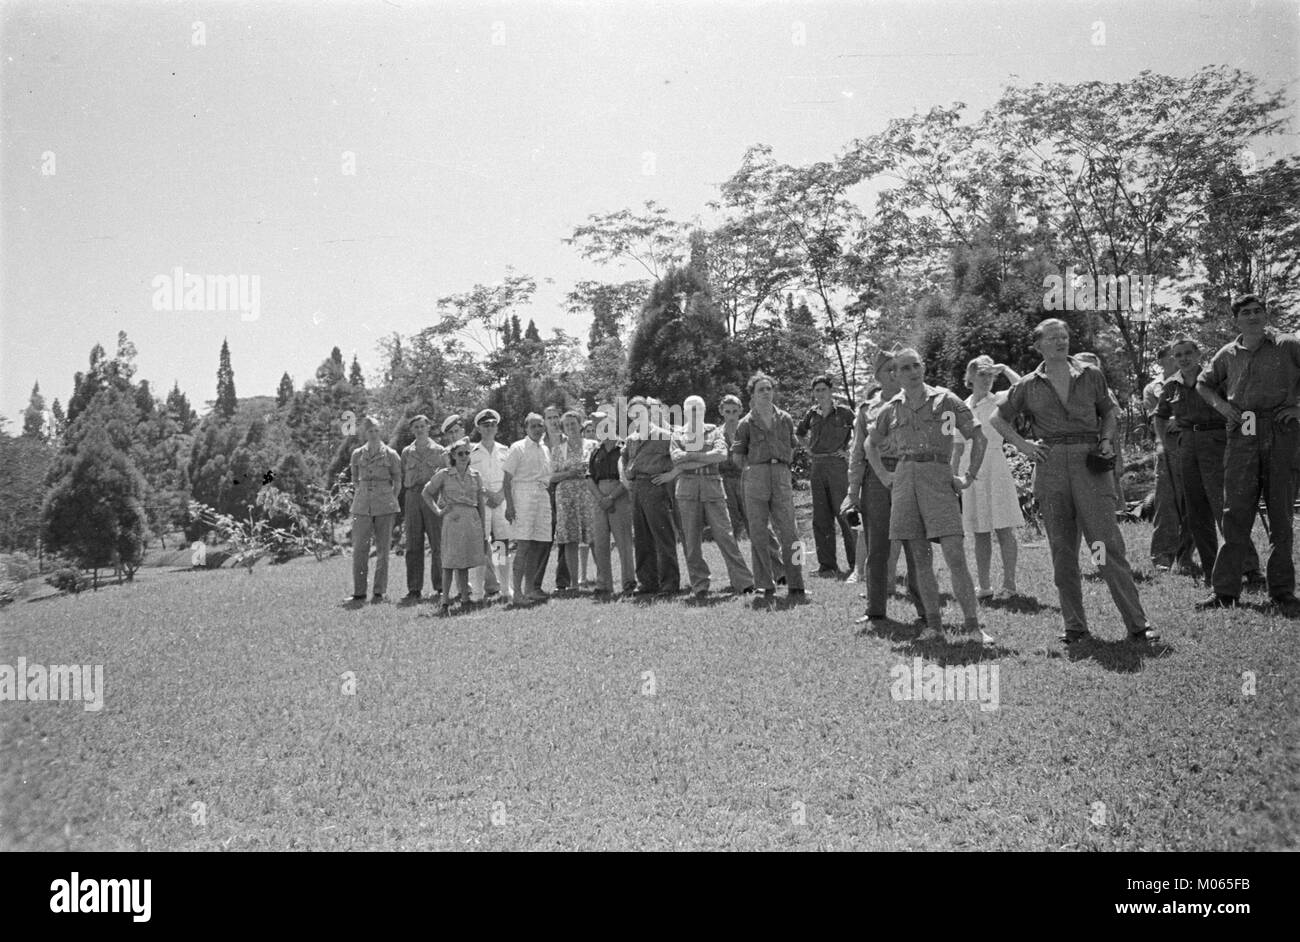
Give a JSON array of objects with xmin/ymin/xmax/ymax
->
[
  {"xmin": 553, "ymin": 411, "xmax": 596, "ymax": 592},
  {"xmin": 954, "ymin": 355, "xmax": 1024, "ymax": 598},
  {"xmin": 422, "ymin": 438, "xmax": 488, "ymax": 612}
]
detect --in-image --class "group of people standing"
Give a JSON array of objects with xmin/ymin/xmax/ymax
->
[{"xmin": 343, "ymin": 296, "xmax": 1299, "ymax": 642}]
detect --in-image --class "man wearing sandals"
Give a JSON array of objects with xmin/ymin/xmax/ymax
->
[{"xmin": 989, "ymin": 318, "xmax": 1160, "ymax": 645}]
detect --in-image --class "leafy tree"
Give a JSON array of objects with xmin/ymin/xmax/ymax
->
[
  {"xmin": 348, "ymin": 356, "xmax": 365, "ymax": 388},
  {"xmin": 565, "ymin": 199, "xmax": 689, "ymax": 281},
  {"xmin": 215, "ymin": 338, "xmax": 238, "ymax": 420}
]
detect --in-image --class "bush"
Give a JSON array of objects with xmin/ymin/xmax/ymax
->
[
  {"xmin": 0, "ymin": 551, "xmax": 40, "ymax": 583},
  {"xmin": 0, "ymin": 578, "xmax": 20, "ymax": 606},
  {"xmin": 45, "ymin": 567, "xmax": 90, "ymax": 594}
]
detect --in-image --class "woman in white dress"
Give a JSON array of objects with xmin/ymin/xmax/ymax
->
[{"xmin": 954, "ymin": 355, "xmax": 1024, "ymax": 598}]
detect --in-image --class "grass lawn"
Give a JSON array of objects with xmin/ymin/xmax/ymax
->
[{"xmin": 2, "ymin": 513, "xmax": 1297, "ymax": 851}]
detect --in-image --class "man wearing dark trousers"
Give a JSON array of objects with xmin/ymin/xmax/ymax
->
[
  {"xmin": 1155, "ymin": 336, "xmax": 1262, "ymax": 586},
  {"xmin": 796, "ymin": 375, "xmax": 856, "ymax": 576},
  {"xmin": 1194, "ymin": 295, "xmax": 1300, "ymax": 615},
  {"xmin": 400, "ymin": 415, "xmax": 447, "ymax": 600},
  {"xmin": 1144, "ymin": 346, "xmax": 1195, "ymax": 571},
  {"xmin": 623, "ymin": 397, "xmax": 681, "ymax": 595}
]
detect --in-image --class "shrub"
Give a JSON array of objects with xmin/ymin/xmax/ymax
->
[
  {"xmin": 0, "ymin": 578, "xmax": 20, "ymax": 606},
  {"xmin": 45, "ymin": 567, "xmax": 90, "ymax": 594},
  {"xmin": 0, "ymin": 551, "xmax": 40, "ymax": 583}
]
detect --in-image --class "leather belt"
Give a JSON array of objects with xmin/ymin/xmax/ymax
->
[
  {"xmin": 1188, "ymin": 423, "xmax": 1225, "ymax": 431},
  {"xmin": 682, "ymin": 467, "xmax": 720, "ymax": 477},
  {"xmin": 898, "ymin": 453, "xmax": 945, "ymax": 463},
  {"xmin": 1041, "ymin": 434, "xmax": 1099, "ymax": 445}
]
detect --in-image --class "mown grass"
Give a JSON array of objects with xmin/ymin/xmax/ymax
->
[{"xmin": 2, "ymin": 518, "xmax": 1296, "ymax": 851}]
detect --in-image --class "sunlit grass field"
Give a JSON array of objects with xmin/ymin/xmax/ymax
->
[{"xmin": 2, "ymin": 516, "xmax": 1296, "ymax": 851}]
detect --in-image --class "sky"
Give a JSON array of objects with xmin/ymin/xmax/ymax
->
[{"xmin": 2, "ymin": 0, "xmax": 1297, "ymax": 422}]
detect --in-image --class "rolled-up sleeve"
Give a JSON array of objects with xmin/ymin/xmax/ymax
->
[
  {"xmin": 732, "ymin": 419, "xmax": 750, "ymax": 458},
  {"xmin": 997, "ymin": 381, "xmax": 1026, "ymax": 424}
]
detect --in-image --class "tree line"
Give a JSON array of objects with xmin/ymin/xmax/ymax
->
[{"xmin": 2, "ymin": 66, "xmax": 1294, "ymax": 578}]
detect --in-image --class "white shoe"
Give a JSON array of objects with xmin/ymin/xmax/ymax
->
[
  {"xmin": 976, "ymin": 588, "xmax": 994, "ymax": 600},
  {"xmin": 845, "ymin": 571, "xmax": 860, "ymax": 584}
]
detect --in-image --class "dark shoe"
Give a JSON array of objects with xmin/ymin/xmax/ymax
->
[
  {"xmin": 788, "ymin": 588, "xmax": 807, "ymax": 597},
  {"xmin": 776, "ymin": 576, "xmax": 787, "ymax": 587},
  {"xmin": 816, "ymin": 567, "xmax": 840, "ymax": 577},
  {"xmin": 690, "ymin": 588, "xmax": 710, "ymax": 599},
  {"xmin": 632, "ymin": 586, "xmax": 658, "ymax": 596},
  {"xmin": 1271, "ymin": 594, "xmax": 1300, "ymax": 617},
  {"xmin": 1244, "ymin": 570, "xmax": 1267, "ymax": 588},
  {"xmin": 740, "ymin": 586, "xmax": 755, "ymax": 595},
  {"xmin": 371, "ymin": 594, "xmax": 384, "ymax": 603},
  {"xmin": 762, "ymin": 588, "xmax": 775, "ymax": 598},
  {"xmin": 1059, "ymin": 629, "xmax": 1091, "ymax": 644},
  {"xmin": 343, "ymin": 594, "xmax": 365, "ymax": 602},
  {"xmin": 403, "ymin": 591, "xmax": 421, "ymax": 600},
  {"xmin": 854, "ymin": 613, "xmax": 887, "ymax": 627},
  {"xmin": 592, "ymin": 588, "xmax": 612, "ymax": 598},
  {"xmin": 1128, "ymin": 626, "xmax": 1161, "ymax": 643},
  {"xmin": 1194, "ymin": 594, "xmax": 1238, "ymax": 610}
]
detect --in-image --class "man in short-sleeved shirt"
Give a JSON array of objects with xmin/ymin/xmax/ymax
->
[
  {"xmin": 1156, "ymin": 337, "xmax": 1261, "ymax": 585},
  {"xmin": 796, "ymin": 375, "xmax": 857, "ymax": 575},
  {"xmin": 866, "ymin": 348, "xmax": 986, "ymax": 642},
  {"xmin": 1194, "ymin": 295, "xmax": 1300, "ymax": 613},
  {"xmin": 400, "ymin": 415, "xmax": 448, "ymax": 598},
  {"xmin": 991, "ymin": 319, "xmax": 1157, "ymax": 643}
]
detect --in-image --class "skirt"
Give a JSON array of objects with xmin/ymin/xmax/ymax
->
[{"xmin": 440, "ymin": 504, "xmax": 486, "ymax": 569}]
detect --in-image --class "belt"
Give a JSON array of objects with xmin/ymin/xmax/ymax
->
[
  {"xmin": 1041, "ymin": 434, "xmax": 1098, "ymax": 445},
  {"xmin": 898, "ymin": 453, "xmax": 946, "ymax": 463},
  {"xmin": 1187, "ymin": 422, "xmax": 1225, "ymax": 432},
  {"xmin": 681, "ymin": 467, "xmax": 720, "ymax": 477},
  {"xmin": 810, "ymin": 453, "xmax": 845, "ymax": 461}
]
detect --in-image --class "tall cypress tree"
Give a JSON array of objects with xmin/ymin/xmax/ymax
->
[
  {"xmin": 348, "ymin": 356, "xmax": 365, "ymax": 387},
  {"xmin": 276, "ymin": 372, "xmax": 295, "ymax": 407},
  {"xmin": 22, "ymin": 382, "xmax": 46, "ymax": 439},
  {"xmin": 215, "ymin": 338, "xmax": 238, "ymax": 420}
]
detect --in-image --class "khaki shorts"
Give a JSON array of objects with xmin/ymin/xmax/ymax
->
[{"xmin": 889, "ymin": 461, "xmax": 963, "ymax": 541}]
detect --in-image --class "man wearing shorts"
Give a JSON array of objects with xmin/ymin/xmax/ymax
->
[{"xmin": 866, "ymin": 348, "xmax": 988, "ymax": 643}]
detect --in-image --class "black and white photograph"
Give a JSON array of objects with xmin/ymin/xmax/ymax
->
[{"xmin": 0, "ymin": 0, "xmax": 1296, "ymax": 888}]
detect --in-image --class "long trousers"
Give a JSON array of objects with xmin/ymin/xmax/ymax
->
[
  {"xmin": 1036, "ymin": 444, "xmax": 1148, "ymax": 634},
  {"xmin": 677, "ymin": 482, "xmax": 754, "ymax": 592},
  {"xmin": 630, "ymin": 479, "xmax": 680, "ymax": 592},
  {"xmin": 743, "ymin": 463, "xmax": 806, "ymax": 592},
  {"xmin": 1175, "ymin": 428, "xmax": 1260, "ymax": 579},
  {"xmin": 810, "ymin": 456, "xmax": 855, "ymax": 571},
  {"xmin": 591, "ymin": 480, "xmax": 635, "ymax": 592},
  {"xmin": 404, "ymin": 486, "xmax": 441, "ymax": 594},
  {"xmin": 1211, "ymin": 418, "xmax": 1297, "ymax": 599},
  {"xmin": 351, "ymin": 513, "xmax": 395, "ymax": 596}
]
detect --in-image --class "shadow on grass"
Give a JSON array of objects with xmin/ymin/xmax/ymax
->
[
  {"xmin": 683, "ymin": 592, "xmax": 740, "ymax": 608},
  {"xmin": 1047, "ymin": 637, "xmax": 1176, "ymax": 672},
  {"xmin": 981, "ymin": 592, "xmax": 1059, "ymax": 616},
  {"xmin": 895, "ymin": 635, "xmax": 1020, "ymax": 662},
  {"xmin": 1084, "ymin": 568, "xmax": 1155, "ymax": 584},
  {"xmin": 339, "ymin": 598, "xmax": 367, "ymax": 610},
  {"xmin": 748, "ymin": 594, "xmax": 815, "ymax": 613}
]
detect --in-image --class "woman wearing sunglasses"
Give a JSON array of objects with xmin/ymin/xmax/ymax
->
[{"xmin": 422, "ymin": 437, "xmax": 489, "ymax": 612}]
